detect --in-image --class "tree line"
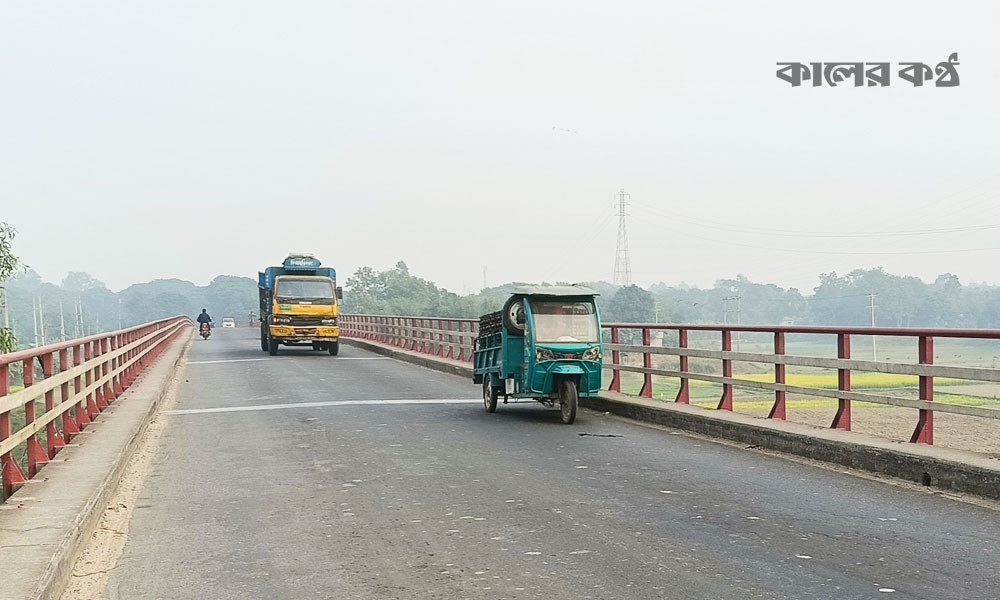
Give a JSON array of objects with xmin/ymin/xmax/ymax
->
[
  {"xmin": 4, "ymin": 252, "xmax": 1000, "ymax": 352},
  {"xmin": 343, "ymin": 263, "xmax": 1000, "ymax": 329},
  {"xmin": 2, "ymin": 270, "xmax": 260, "ymax": 349}
]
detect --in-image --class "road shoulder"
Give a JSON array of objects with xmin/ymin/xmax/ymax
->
[{"xmin": 0, "ymin": 334, "xmax": 190, "ymax": 600}]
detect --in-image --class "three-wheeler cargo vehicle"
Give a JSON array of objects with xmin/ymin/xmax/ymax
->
[{"xmin": 472, "ymin": 286, "xmax": 603, "ymax": 424}]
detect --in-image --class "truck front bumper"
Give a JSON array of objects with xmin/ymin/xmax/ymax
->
[{"xmin": 269, "ymin": 325, "xmax": 340, "ymax": 341}]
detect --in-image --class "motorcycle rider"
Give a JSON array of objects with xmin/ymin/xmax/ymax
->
[{"xmin": 196, "ymin": 309, "xmax": 213, "ymax": 332}]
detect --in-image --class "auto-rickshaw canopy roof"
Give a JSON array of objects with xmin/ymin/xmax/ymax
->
[{"xmin": 511, "ymin": 285, "xmax": 598, "ymax": 297}]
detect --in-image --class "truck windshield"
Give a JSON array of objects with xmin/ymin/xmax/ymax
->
[
  {"xmin": 275, "ymin": 279, "xmax": 335, "ymax": 304},
  {"xmin": 531, "ymin": 301, "xmax": 598, "ymax": 343}
]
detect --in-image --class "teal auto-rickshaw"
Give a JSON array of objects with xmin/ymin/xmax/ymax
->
[{"xmin": 472, "ymin": 286, "xmax": 602, "ymax": 424}]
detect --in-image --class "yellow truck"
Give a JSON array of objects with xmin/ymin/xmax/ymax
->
[{"xmin": 258, "ymin": 254, "xmax": 343, "ymax": 356}]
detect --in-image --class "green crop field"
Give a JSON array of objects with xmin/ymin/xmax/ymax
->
[{"xmin": 603, "ymin": 368, "xmax": 1000, "ymax": 409}]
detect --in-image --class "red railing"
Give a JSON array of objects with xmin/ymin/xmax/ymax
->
[
  {"xmin": 603, "ymin": 323, "xmax": 1000, "ymax": 446},
  {"xmin": 342, "ymin": 315, "xmax": 1000, "ymax": 447},
  {"xmin": 0, "ymin": 316, "xmax": 192, "ymax": 501},
  {"xmin": 340, "ymin": 315, "xmax": 478, "ymax": 362}
]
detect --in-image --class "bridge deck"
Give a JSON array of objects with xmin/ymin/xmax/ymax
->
[{"xmin": 101, "ymin": 330, "xmax": 1000, "ymax": 599}]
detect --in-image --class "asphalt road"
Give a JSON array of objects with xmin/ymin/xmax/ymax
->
[{"xmin": 101, "ymin": 329, "xmax": 1000, "ymax": 600}]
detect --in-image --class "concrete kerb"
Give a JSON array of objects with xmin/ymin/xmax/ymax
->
[
  {"xmin": 0, "ymin": 330, "xmax": 192, "ymax": 600},
  {"xmin": 342, "ymin": 337, "xmax": 1000, "ymax": 501}
]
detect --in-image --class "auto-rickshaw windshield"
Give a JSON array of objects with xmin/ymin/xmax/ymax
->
[{"xmin": 531, "ymin": 301, "xmax": 599, "ymax": 343}]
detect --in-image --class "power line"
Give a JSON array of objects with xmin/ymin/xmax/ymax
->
[{"xmin": 632, "ymin": 199, "xmax": 1000, "ymax": 239}]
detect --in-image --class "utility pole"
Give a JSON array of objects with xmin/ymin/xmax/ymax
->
[
  {"xmin": 613, "ymin": 189, "xmax": 633, "ymax": 287},
  {"xmin": 32, "ymin": 296, "xmax": 39, "ymax": 347},
  {"xmin": 60, "ymin": 301, "xmax": 66, "ymax": 341},
  {"xmin": 77, "ymin": 296, "xmax": 85, "ymax": 337},
  {"xmin": 728, "ymin": 294, "xmax": 742, "ymax": 351},
  {"xmin": 735, "ymin": 294, "xmax": 742, "ymax": 351},
  {"xmin": 2, "ymin": 288, "xmax": 9, "ymax": 330},
  {"xmin": 654, "ymin": 301, "xmax": 661, "ymax": 323},
  {"xmin": 38, "ymin": 297, "xmax": 46, "ymax": 345},
  {"xmin": 482, "ymin": 266, "xmax": 488, "ymax": 291},
  {"xmin": 723, "ymin": 293, "xmax": 742, "ymax": 350},
  {"xmin": 867, "ymin": 291, "xmax": 878, "ymax": 361}
]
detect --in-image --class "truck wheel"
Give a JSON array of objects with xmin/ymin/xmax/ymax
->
[
  {"xmin": 260, "ymin": 325, "xmax": 268, "ymax": 351},
  {"xmin": 559, "ymin": 379, "xmax": 578, "ymax": 424},
  {"xmin": 482, "ymin": 378, "xmax": 498, "ymax": 413},
  {"xmin": 268, "ymin": 338, "xmax": 279, "ymax": 356},
  {"xmin": 328, "ymin": 342, "xmax": 339, "ymax": 356}
]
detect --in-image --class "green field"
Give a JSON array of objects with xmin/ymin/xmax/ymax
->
[{"xmin": 604, "ymin": 368, "xmax": 1000, "ymax": 409}]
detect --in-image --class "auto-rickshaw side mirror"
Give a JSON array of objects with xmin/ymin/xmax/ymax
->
[{"xmin": 336, "ymin": 286, "xmax": 344, "ymax": 300}]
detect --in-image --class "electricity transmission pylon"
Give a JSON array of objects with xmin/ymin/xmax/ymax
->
[{"xmin": 613, "ymin": 188, "xmax": 633, "ymax": 287}]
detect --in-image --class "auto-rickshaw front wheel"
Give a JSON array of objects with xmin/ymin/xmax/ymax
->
[
  {"xmin": 559, "ymin": 379, "xmax": 578, "ymax": 424},
  {"xmin": 483, "ymin": 378, "xmax": 498, "ymax": 413}
]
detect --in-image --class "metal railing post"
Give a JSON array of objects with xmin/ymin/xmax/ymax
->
[
  {"xmin": 639, "ymin": 327, "xmax": 653, "ymax": 398},
  {"xmin": 769, "ymin": 331, "xmax": 786, "ymax": 419},
  {"xmin": 59, "ymin": 348, "xmax": 80, "ymax": 440},
  {"xmin": 42, "ymin": 353, "xmax": 66, "ymax": 458},
  {"xmin": 911, "ymin": 335, "xmax": 934, "ymax": 444},
  {"xmin": 74, "ymin": 344, "xmax": 90, "ymax": 426},
  {"xmin": 0, "ymin": 363, "xmax": 27, "ymax": 500},
  {"xmin": 101, "ymin": 337, "xmax": 113, "ymax": 405},
  {"xmin": 831, "ymin": 333, "xmax": 852, "ymax": 430},
  {"xmin": 675, "ymin": 328, "xmax": 689, "ymax": 403},
  {"xmin": 23, "ymin": 357, "xmax": 49, "ymax": 477},
  {"xmin": 608, "ymin": 327, "xmax": 621, "ymax": 392},
  {"xmin": 717, "ymin": 330, "xmax": 733, "ymax": 410}
]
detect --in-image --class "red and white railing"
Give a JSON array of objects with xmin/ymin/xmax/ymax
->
[
  {"xmin": 602, "ymin": 323, "xmax": 1000, "ymax": 445},
  {"xmin": 342, "ymin": 314, "xmax": 1000, "ymax": 446},
  {"xmin": 1, "ymin": 316, "xmax": 192, "ymax": 501},
  {"xmin": 341, "ymin": 315, "xmax": 478, "ymax": 362}
]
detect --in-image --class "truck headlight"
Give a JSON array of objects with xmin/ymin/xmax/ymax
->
[
  {"xmin": 536, "ymin": 347, "xmax": 557, "ymax": 361},
  {"xmin": 272, "ymin": 315, "xmax": 291, "ymax": 324},
  {"xmin": 321, "ymin": 317, "xmax": 338, "ymax": 326},
  {"xmin": 582, "ymin": 346, "xmax": 602, "ymax": 361}
]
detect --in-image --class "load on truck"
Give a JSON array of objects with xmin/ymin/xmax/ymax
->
[{"xmin": 259, "ymin": 254, "xmax": 343, "ymax": 356}]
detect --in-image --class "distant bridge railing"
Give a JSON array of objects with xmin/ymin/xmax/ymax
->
[
  {"xmin": 1, "ymin": 316, "xmax": 192, "ymax": 501},
  {"xmin": 342, "ymin": 314, "xmax": 1000, "ymax": 447},
  {"xmin": 340, "ymin": 315, "xmax": 478, "ymax": 362}
]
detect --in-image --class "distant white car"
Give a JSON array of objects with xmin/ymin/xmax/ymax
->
[{"xmin": 222, "ymin": 318, "xmax": 236, "ymax": 328}]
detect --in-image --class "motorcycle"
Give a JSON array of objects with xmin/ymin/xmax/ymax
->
[{"xmin": 200, "ymin": 322, "xmax": 212, "ymax": 340}]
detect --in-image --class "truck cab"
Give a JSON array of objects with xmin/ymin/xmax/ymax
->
[{"xmin": 259, "ymin": 254, "xmax": 343, "ymax": 356}]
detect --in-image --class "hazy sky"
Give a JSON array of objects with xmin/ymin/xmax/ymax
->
[{"xmin": 2, "ymin": 1, "xmax": 998, "ymax": 294}]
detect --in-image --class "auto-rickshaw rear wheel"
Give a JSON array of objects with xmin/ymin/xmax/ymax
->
[
  {"xmin": 559, "ymin": 379, "xmax": 578, "ymax": 424},
  {"xmin": 483, "ymin": 378, "xmax": 498, "ymax": 413}
]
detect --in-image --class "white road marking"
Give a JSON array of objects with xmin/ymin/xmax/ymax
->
[
  {"xmin": 164, "ymin": 398, "xmax": 481, "ymax": 415},
  {"xmin": 187, "ymin": 358, "xmax": 270, "ymax": 365},
  {"xmin": 186, "ymin": 357, "xmax": 389, "ymax": 365}
]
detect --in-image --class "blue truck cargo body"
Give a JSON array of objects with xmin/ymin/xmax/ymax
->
[{"xmin": 259, "ymin": 266, "xmax": 336, "ymax": 290}]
